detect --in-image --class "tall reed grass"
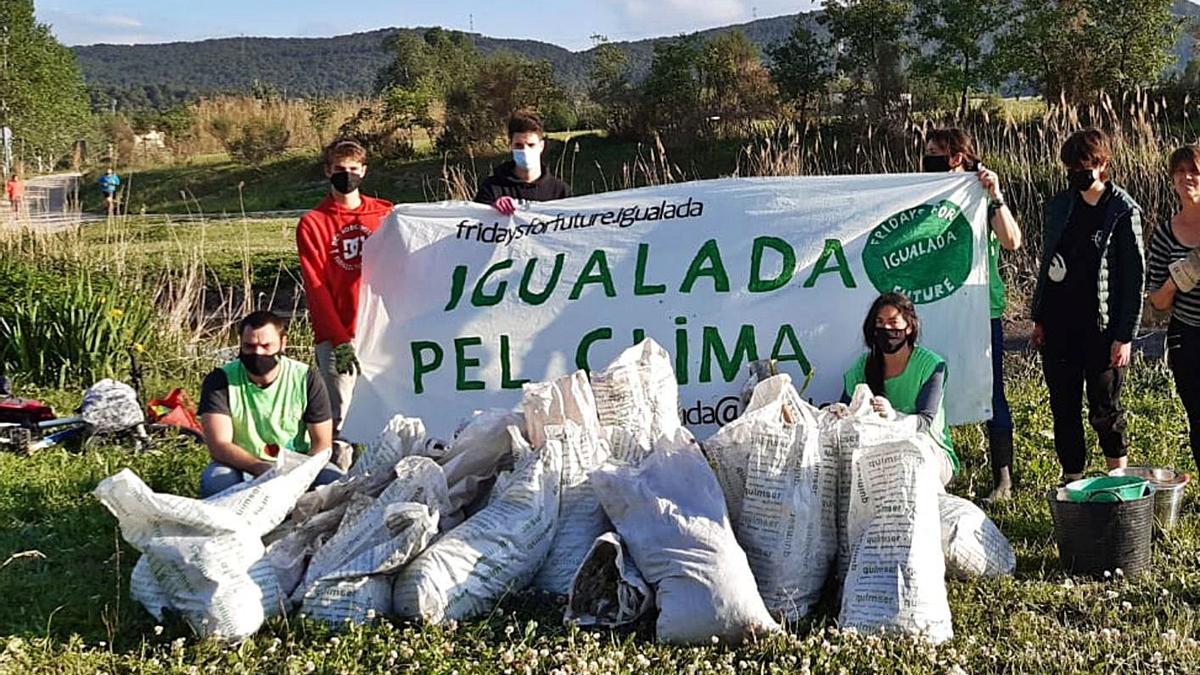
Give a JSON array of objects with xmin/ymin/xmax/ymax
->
[
  {"xmin": 186, "ymin": 96, "xmax": 371, "ymax": 156},
  {"xmin": 731, "ymin": 93, "xmax": 1200, "ymax": 304}
]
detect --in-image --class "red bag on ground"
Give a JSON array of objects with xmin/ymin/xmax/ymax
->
[{"xmin": 146, "ymin": 388, "xmax": 202, "ymax": 434}]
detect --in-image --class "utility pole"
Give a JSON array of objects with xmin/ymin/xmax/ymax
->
[
  {"xmin": 469, "ymin": 14, "xmax": 474, "ymax": 32},
  {"xmin": 1, "ymin": 24, "xmax": 9, "ymax": 178}
]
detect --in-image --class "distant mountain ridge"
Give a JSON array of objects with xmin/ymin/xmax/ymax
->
[{"xmin": 71, "ymin": 3, "xmax": 1200, "ymax": 102}]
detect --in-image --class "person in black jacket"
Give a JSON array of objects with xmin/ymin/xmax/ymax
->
[
  {"xmin": 1030, "ymin": 128, "xmax": 1145, "ymax": 483},
  {"xmin": 474, "ymin": 112, "xmax": 570, "ymax": 214}
]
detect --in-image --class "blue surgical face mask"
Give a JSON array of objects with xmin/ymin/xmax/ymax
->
[{"xmin": 512, "ymin": 147, "xmax": 541, "ymax": 171}]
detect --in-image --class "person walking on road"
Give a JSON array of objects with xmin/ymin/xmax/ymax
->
[
  {"xmin": 98, "ymin": 168, "xmax": 121, "ymax": 214},
  {"xmin": 5, "ymin": 174, "xmax": 23, "ymax": 214}
]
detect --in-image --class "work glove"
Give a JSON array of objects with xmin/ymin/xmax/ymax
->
[
  {"xmin": 333, "ymin": 342, "xmax": 361, "ymax": 376},
  {"xmin": 1169, "ymin": 248, "xmax": 1200, "ymax": 294}
]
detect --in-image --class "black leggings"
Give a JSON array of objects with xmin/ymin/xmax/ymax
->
[
  {"xmin": 1168, "ymin": 319, "xmax": 1200, "ymax": 471},
  {"xmin": 1042, "ymin": 328, "xmax": 1128, "ymax": 475}
]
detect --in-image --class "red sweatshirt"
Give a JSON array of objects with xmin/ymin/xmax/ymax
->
[{"xmin": 297, "ymin": 194, "xmax": 394, "ymax": 345}]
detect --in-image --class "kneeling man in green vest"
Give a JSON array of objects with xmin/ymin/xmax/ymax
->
[{"xmin": 198, "ymin": 310, "xmax": 345, "ymax": 498}]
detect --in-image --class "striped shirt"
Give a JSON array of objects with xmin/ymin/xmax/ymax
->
[{"xmin": 1146, "ymin": 220, "xmax": 1200, "ymax": 327}]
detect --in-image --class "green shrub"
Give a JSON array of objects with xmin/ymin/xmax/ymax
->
[
  {"xmin": 0, "ymin": 263, "xmax": 158, "ymax": 387},
  {"xmin": 227, "ymin": 118, "xmax": 291, "ymax": 165}
]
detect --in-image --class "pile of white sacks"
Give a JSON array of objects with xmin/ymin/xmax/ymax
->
[{"xmin": 94, "ymin": 339, "xmax": 1014, "ymax": 644}]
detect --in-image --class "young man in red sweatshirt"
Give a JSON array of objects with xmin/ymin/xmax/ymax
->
[{"xmin": 297, "ymin": 140, "xmax": 393, "ymax": 434}]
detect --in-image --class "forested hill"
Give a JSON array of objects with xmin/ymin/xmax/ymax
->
[
  {"xmin": 72, "ymin": 2, "xmax": 1200, "ymax": 109},
  {"xmin": 68, "ymin": 12, "xmax": 816, "ymax": 107}
]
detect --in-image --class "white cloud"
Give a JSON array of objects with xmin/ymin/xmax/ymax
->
[
  {"xmin": 603, "ymin": 0, "xmax": 819, "ymax": 41},
  {"xmin": 96, "ymin": 15, "xmax": 146, "ymax": 30},
  {"xmin": 613, "ymin": 0, "xmax": 747, "ymax": 30},
  {"xmin": 36, "ymin": 9, "xmax": 169, "ymax": 46}
]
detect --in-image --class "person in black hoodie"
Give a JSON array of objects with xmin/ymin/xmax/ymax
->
[{"xmin": 474, "ymin": 112, "xmax": 570, "ymax": 214}]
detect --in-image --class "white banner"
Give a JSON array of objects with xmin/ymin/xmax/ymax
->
[{"xmin": 344, "ymin": 174, "xmax": 993, "ymax": 441}]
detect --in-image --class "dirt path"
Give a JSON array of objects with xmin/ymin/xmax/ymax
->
[{"xmin": 1, "ymin": 172, "xmax": 96, "ymax": 232}]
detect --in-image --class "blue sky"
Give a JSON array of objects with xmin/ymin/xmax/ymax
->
[{"xmin": 36, "ymin": 0, "xmax": 822, "ymax": 51}]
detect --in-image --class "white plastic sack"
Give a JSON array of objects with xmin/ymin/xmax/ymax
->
[
  {"xmin": 265, "ymin": 504, "xmax": 348, "ymax": 597},
  {"xmin": 350, "ymin": 415, "xmax": 438, "ymax": 478},
  {"xmin": 565, "ymin": 532, "xmax": 653, "ymax": 627},
  {"xmin": 296, "ymin": 457, "xmax": 450, "ymax": 601},
  {"xmin": 392, "ymin": 427, "xmax": 562, "ymax": 624},
  {"xmin": 839, "ymin": 436, "xmax": 953, "ymax": 644},
  {"xmin": 523, "ymin": 372, "xmax": 611, "ymax": 595},
  {"xmin": 439, "ymin": 409, "xmax": 527, "ymax": 519},
  {"xmin": 589, "ymin": 340, "xmax": 681, "ymax": 448},
  {"xmin": 286, "ymin": 467, "xmax": 396, "ymax": 525},
  {"xmin": 591, "ymin": 435, "xmax": 780, "ymax": 645},
  {"xmin": 94, "ymin": 450, "xmax": 331, "ymax": 641},
  {"xmin": 300, "ymin": 503, "xmax": 439, "ymax": 625},
  {"xmin": 604, "ymin": 426, "xmax": 654, "ymax": 465},
  {"xmin": 939, "ymin": 493, "xmax": 1016, "ymax": 579},
  {"xmin": 704, "ymin": 374, "xmax": 837, "ymax": 621},
  {"xmin": 821, "ymin": 384, "xmax": 925, "ymax": 581}
]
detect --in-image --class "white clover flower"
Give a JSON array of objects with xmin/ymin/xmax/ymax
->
[
  {"xmin": 1114, "ymin": 568, "xmax": 1124, "ymax": 578},
  {"xmin": 710, "ymin": 635, "xmax": 720, "ymax": 645},
  {"xmin": 366, "ymin": 609, "xmax": 377, "ymax": 620},
  {"xmin": 303, "ymin": 661, "xmax": 316, "ymax": 674},
  {"xmin": 1121, "ymin": 601, "xmax": 1133, "ymax": 611}
]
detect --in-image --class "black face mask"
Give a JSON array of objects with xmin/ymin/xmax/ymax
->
[
  {"xmin": 330, "ymin": 171, "xmax": 363, "ymax": 195},
  {"xmin": 1068, "ymin": 169, "xmax": 1097, "ymax": 192},
  {"xmin": 239, "ymin": 351, "xmax": 280, "ymax": 377},
  {"xmin": 873, "ymin": 327, "xmax": 909, "ymax": 354},
  {"xmin": 922, "ymin": 155, "xmax": 952, "ymax": 173}
]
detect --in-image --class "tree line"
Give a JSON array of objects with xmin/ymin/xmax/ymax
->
[
  {"xmin": 369, "ymin": 0, "xmax": 1188, "ymax": 154},
  {"xmin": 0, "ymin": 0, "xmax": 1194, "ymax": 169}
]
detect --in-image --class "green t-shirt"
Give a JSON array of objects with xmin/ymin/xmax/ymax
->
[
  {"xmin": 221, "ymin": 356, "xmax": 312, "ymax": 460},
  {"xmin": 843, "ymin": 346, "xmax": 959, "ymax": 474},
  {"xmin": 988, "ymin": 229, "xmax": 1006, "ymax": 319}
]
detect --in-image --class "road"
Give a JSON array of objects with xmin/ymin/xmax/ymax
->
[
  {"xmin": 1, "ymin": 172, "xmax": 92, "ymax": 232},
  {"xmin": 1, "ymin": 172, "xmax": 306, "ymax": 233}
]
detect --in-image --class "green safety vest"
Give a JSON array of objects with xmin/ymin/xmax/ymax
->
[
  {"xmin": 843, "ymin": 346, "xmax": 959, "ymax": 474},
  {"xmin": 988, "ymin": 230, "xmax": 1006, "ymax": 319},
  {"xmin": 222, "ymin": 356, "xmax": 311, "ymax": 460}
]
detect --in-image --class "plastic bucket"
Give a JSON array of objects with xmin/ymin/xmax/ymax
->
[
  {"xmin": 1109, "ymin": 467, "xmax": 1190, "ymax": 531},
  {"xmin": 1064, "ymin": 476, "xmax": 1151, "ymax": 503},
  {"xmin": 1047, "ymin": 489, "xmax": 1155, "ymax": 577}
]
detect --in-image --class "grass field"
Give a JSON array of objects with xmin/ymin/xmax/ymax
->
[
  {"xmin": 3, "ymin": 224, "xmax": 1200, "ymax": 673},
  {"xmin": 3, "ymin": 350, "xmax": 1200, "ymax": 673},
  {"xmin": 81, "ymin": 131, "xmax": 747, "ymax": 216},
  {"xmin": 9, "ymin": 96, "xmax": 1200, "ymax": 670}
]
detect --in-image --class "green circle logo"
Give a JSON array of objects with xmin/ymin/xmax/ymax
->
[{"xmin": 861, "ymin": 199, "xmax": 974, "ymax": 304}]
